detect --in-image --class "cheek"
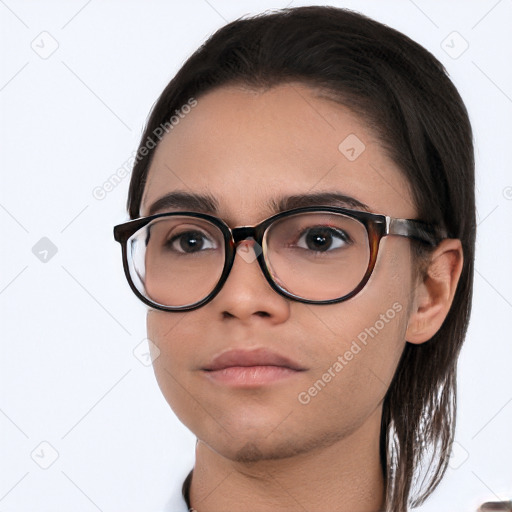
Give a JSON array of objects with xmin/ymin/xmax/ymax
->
[
  {"xmin": 297, "ymin": 240, "xmax": 412, "ymax": 420},
  {"xmin": 146, "ymin": 311, "xmax": 198, "ymax": 415},
  {"xmin": 295, "ymin": 297, "xmax": 408, "ymax": 433}
]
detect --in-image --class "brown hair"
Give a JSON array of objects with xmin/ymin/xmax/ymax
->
[{"xmin": 125, "ymin": 6, "xmax": 475, "ymax": 510}]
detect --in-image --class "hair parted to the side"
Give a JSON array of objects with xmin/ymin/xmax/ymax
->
[{"xmin": 126, "ymin": 6, "xmax": 475, "ymax": 511}]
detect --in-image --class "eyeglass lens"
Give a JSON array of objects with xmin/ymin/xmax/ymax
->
[{"xmin": 126, "ymin": 212, "xmax": 370, "ymax": 308}]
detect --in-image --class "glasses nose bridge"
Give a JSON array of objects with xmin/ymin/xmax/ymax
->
[{"xmin": 231, "ymin": 225, "xmax": 259, "ymax": 245}]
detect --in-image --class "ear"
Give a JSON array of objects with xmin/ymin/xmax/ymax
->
[{"xmin": 405, "ymin": 238, "xmax": 464, "ymax": 344}]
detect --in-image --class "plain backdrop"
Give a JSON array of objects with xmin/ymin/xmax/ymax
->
[{"xmin": 1, "ymin": 1, "xmax": 511, "ymax": 511}]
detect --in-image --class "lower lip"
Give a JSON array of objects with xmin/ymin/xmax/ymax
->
[{"xmin": 204, "ymin": 366, "xmax": 302, "ymax": 386}]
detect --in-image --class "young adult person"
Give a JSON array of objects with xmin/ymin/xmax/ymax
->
[{"xmin": 113, "ymin": 5, "xmax": 494, "ymax": 511}]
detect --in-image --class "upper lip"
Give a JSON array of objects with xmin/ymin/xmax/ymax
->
[{"xmin": 203, "ymin": 348, "xmax": 306, "ymax": 371}]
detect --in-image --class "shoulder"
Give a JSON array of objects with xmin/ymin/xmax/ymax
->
[{"xmin": 477, "ymin": 501, "xmax": 512, "ymax": 511}]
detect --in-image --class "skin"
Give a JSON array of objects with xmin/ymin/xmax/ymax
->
[{"xmin": 139, "ymin": 83, "xmax": 463, "ymax": 512}]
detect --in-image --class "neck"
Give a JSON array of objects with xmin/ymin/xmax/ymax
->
[{"xmin": 188, "ymin": 406, "xmax": 385, "ymax": 512}]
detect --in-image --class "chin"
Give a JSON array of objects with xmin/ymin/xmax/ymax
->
[
  {"xmin": 208, "ymin": 434, "xmax": 311, "ymax": 464},
  {"xmin": 197, "ymin": 418, "xmax": 350, "ymax": 466}
]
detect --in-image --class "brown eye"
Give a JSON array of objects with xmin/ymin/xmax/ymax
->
[
  {"xmin": 166, "ymin": 230, "xmax": 213, "ymax": 254},
  {"xmin": 296, "ymin": 226, "xmax": 352, "ymax": 252}
]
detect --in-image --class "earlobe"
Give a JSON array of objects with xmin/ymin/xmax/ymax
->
[{"xmin": 405, "ymin": 239, "xmax": 464, "ymax": 344}]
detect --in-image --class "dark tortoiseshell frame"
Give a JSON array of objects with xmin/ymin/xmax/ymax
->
[{"xmin": 113, "ymin": 205, "xmax": 446, "ymax": 312}]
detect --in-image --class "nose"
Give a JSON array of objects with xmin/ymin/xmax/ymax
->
[{"xmin": 211, "ymin": 238, "xmax": 291, "ymax": 324}]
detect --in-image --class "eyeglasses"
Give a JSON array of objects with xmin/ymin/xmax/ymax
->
[{"xmin": 113, "ymin": 206, "xmax": 446, "ymax": 312}]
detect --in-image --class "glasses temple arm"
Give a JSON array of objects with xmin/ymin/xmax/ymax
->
[{"xmin": 387, "ymin": 217, "xmax": 447, "ymax": 246}]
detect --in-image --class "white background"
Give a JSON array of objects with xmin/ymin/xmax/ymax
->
[{"xmin": 1, "ymin": 1, "xmax": 511, "ymax": 511}]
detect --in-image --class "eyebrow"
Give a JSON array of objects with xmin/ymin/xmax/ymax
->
[
  {"xmin": 147, "ymin": 191, "xmax": 219, "ymax": 216},
  {"xmin": 146, "ymin": 190, "xmax": 371, "ymax": 217},
  {"xmin": 269, "ymin": 192, "xmax": 370, "ymax": 213}
]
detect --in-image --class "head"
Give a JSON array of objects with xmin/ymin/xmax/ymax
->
[{"xmin": 120, "ymin": 6, "xmax": 475, "ymax": 510}]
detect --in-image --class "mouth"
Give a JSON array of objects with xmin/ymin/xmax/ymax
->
[{"xmin": 202, "ymin": 348, "xmax": 306, "ymax": 387}]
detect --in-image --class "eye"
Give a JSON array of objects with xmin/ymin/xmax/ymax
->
[
  {"xmin": 166, "ymin": 230, "xmax": 217, "ymax": 254},
  {"xmin": 295, "ymin": 226, "xmax": 352, "ymax": 252}
]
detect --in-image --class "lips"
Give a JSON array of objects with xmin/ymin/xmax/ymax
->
[
  {"xmin": 202, "ymin": 348, "xmax": 306, "ymax": 387},
  {"xmin": 203, "ymin": 347, "xmax": 305, "ymax": 372}
]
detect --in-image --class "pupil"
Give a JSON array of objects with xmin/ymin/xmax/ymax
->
[
  {"xmin": 180, "ymin": 231, "xmax": 203, "ymax": 253},
  {"xmin": 306, "ymin": 228, "xmax": 332, "ymax": 251}
]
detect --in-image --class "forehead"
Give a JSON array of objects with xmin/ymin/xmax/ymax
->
[{"xmin": 140, "ymin": 83, "xmax": 415, "ymax": 223}]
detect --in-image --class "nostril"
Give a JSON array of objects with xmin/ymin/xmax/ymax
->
[{"xmin": 221, "ymin": 310, "xmax": 268, "ymax": 319}]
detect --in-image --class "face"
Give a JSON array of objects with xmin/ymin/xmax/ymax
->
[{"xmin": 140, "ymin": 83, "xmax": 419, "ymax": 462}]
